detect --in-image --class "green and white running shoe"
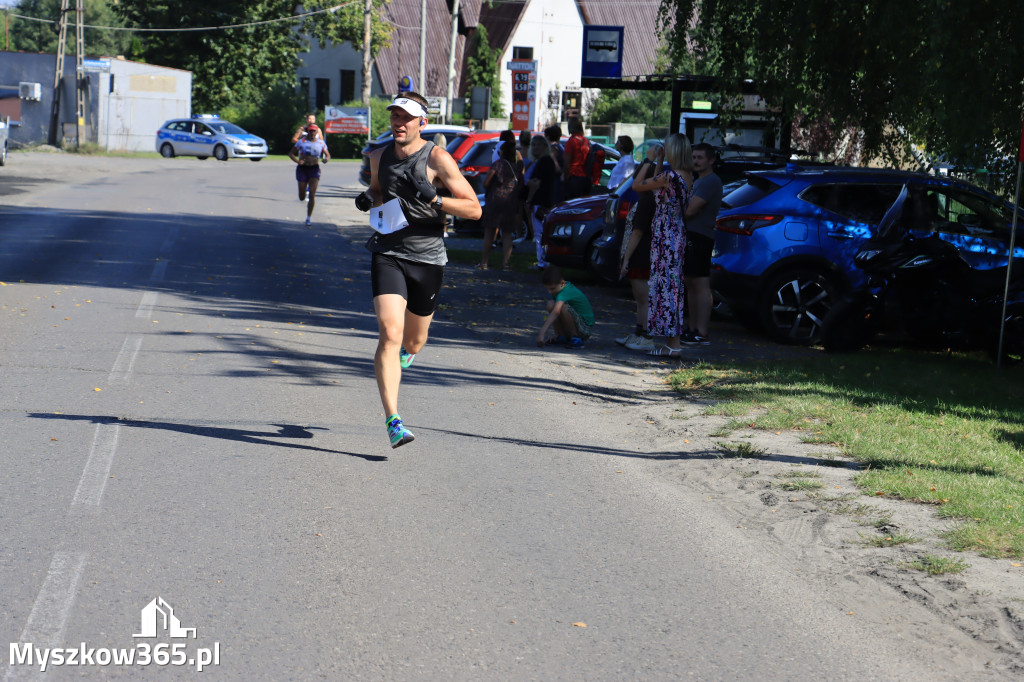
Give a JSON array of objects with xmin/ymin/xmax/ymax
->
[
  {"xmin": 399, "ymin": 347, "xmax": 416, "ymax": 369},
  {"xmin": 386, "ymin": 414, "xmax": 415, "ymax": 449}
]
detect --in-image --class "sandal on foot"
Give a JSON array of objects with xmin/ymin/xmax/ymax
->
[
  {"xmin": 474, "ymin": 263, "xmax": 488, "ymax": 270},
  {"xmin": 648, "ymin": 345, "xmax": 682, "ymax": 357}
]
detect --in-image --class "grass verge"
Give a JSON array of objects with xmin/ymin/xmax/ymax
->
[
  {"xmin": 445, "ymin": 245, "xmax": 596, "ymax": 283},
  {"xmin": 666, "ymin": 348, "xmax": 1024, "ymax": 558},
  {"xmin": 902, "ymin": 554, "xmax": 970, "ymax": 575}
]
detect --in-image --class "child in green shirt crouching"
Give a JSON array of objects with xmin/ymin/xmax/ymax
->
[{"xmin": 536, "ymin": 265, "xmax": 595, "ymax": 350}]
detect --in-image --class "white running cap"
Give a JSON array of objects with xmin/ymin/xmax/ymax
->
[{"xmin": 386, "ymin": 97, "xmax": 428, "ymax": 118}]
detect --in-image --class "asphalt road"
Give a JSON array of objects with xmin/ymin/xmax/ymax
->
[{"xmin": 0, "ymin": 153, "xmax": 988, "ymax": 680}]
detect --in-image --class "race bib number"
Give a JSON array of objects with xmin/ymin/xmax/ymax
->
[{"xmin": 370, "ymin": 198, "xmax": 410, "ymax": 234}]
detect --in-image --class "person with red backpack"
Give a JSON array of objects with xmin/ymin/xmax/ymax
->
[{"xmin": 562, "ymin": 118, "xmax": 592, "ymax": 199}]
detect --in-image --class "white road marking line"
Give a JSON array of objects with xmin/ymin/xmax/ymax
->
[
  {"xmin": 135, "ymin": 291, "xmax": 158, "ymax": 319},
  {"xmin": 159, "ymin": 226, "xmax": 179, "ymax": 257},
  {"xmin": 108, "ymin": 335, "xmax": 143, "ymax": 385},
  {"xmin": 72, "ymin": 423, "xmax": 121, "ymax": 506},
  {"xmin": 3, "ymin": 552, "xmax": 88, "ymax": 682},
  {"xmin": 150, "ymin": 260, "xmax": 168, "ymax": 282}
]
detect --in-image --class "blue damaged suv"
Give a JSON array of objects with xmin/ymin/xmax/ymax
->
[{"xmin": 712, "ymin": 167, "xmax": 1024, "ymax": 344}]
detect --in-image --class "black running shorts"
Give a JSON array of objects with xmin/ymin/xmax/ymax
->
[
  {"xmin": 371, "ymin": 253, "xmax": 445, "ymax": 317},
  {"xmin": 684, "ymin": 232, "xmax": 714, "ymax": 278},
  {"xmin": 295, "ymin": 164, "xmax": 321, "ymax": 183}
]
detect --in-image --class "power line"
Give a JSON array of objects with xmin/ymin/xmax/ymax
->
[{"xmin": 2, "ymin": 3, "xmax": 351, "ymax": 32}]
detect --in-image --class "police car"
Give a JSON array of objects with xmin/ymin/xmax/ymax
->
[{"xmin": 155, "ymin": 114, "xmax": 268, "ymax": 161}]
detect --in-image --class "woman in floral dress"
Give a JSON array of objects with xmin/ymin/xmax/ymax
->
[{"xmin": 632, "ymin": 133, "xmax": 694, "ymax": 357}]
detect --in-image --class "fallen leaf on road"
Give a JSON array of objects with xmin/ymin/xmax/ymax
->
[
  {"xmin": 572, "ymin": 622, "xmax": 586, "ymax": 628},
  {"xmin": 93, "ymin": 388, "xmax": 101, "ymax": 392}
]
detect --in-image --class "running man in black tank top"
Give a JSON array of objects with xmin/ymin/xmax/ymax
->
[{"xmin": 355, "ymin": 92, "xmax": 481, "ymax": 448}]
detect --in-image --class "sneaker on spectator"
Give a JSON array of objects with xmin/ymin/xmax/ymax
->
[
  {"xmin": 625, "ymin": 334, "xmax": 655, "ymax": 351},
  {"xmin": 681, "ymin": 330, "xmax": 711, "ymax": 345},
  {"xmin": 616, "ymin": 327, "xmax": 646, "ymax": 346},
  {"xmin": 564, "ymin": 336, "xmax": 585, "ymax": 349}
]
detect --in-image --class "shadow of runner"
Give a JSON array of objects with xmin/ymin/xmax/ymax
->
[
  {"xmin": 27, "ymin": 413, "xmax": 387, "ymax": 462},
  {"xmin": 418, "ymin": 425, "xmax": 699, "ymax": 460}
]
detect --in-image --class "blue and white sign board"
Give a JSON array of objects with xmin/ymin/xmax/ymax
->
[{"xmin": 581, "ymin": 25, "xmax": 624, "ymax": 79}]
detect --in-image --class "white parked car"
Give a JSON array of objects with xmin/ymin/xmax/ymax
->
[{"xmin": 156, "ymin": 114, "xmax": 267, "ymax": 161}]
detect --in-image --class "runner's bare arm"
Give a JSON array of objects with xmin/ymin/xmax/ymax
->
[
  {"xmin": 366, "ymin": 148, "xmax": 385, "ymax": 206},
  {"xmin": 428, "ymin": 148, "xmax": 482, "ymax": 220},
  {"xmin": 287, "ymin": 145, "xmax": 300, "ymax": 164}
]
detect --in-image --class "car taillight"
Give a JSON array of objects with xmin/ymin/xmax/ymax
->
[
  {"xmin": 715, "ymin": 215, "xmax": 781, "ymax": 235},
  {"xmin": 461, "ymin": 166, "xmax": 488, "ymax": 177},
  {"xmin": 616, "ymin": 199, "xmax": 634, "ymax": 221}
]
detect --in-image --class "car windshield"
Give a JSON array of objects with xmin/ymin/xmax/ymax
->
[
  {"xmin": 461, "ymin": 142, "xmax": 495, "ymax": 167},
  {"xmin": 208, "ymin": 122, "xmax": 247, "ymax": 135},
  {"xmin": 722, "ymin": 175, "xmax": 782, "ymax": 209}
]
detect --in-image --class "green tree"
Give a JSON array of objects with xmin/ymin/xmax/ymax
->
[
  {"xmin": 464, "ymin": 24, "xmax": 504, "ymax": 118},
  {"xmin": 115, "ymin": 1, "xmax": 305, "ymax": 112},
  {"xmin": 659, "ymin": 0, "xmax": 1024, "ymax": 181},
  {"xmin": 590, "ymin": 89, "xmax": 671, "ymax": 128},
  {"xmin": 7, "ymin": 0, "xmax": 134, "ymax": 56},
  {"xmin": 114, "ymin": 1, "xmax": 391, "ymax": 113},
  {"xmin": 303, "ymin": 0, "xmax": 391, "ymax": 59}
]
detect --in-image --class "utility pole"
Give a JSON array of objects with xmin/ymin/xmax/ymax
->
[
  {"xmin": 361, "ymin": 0, "xmax": 372, "ymax": 107},
  {"xmin": 445, "ymin": 0, "xmax": 459, "ymax": 124},
  {"xmin": 74, "ymin": 0, "xmax": 84, "ymax": 151},
  {"xmin": 48, "ymin": 0, "xmax": 70, "ymax": 147},
  {"xmin": 418, "ymin": 0, "xmax": 426, "ymax": 94}
]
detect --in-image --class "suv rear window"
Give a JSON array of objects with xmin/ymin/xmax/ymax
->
[
  {"xmin": 461, "ymin": 141, "xmax": 496, "ymax": 167},
  {"xmin": 801, "ymin": 183, "xmax": 902, "ymax": 224},
  {"xmin": 446, "ymin": 135, "xmax": 466, "ymax": 155},
  {"xmin": 722, "ymin": 175, "xmax": 782, "ymax": 209}
]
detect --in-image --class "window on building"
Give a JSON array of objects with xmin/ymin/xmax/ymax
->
[
  {"xmin": 339, "ymin": 70, "xmax": 355, "ymax": 104},
  {"xmin": 299, "ymin": 77, "xmax": 310, "ymax": 105},
  {"xmin": 315, "ymin": 78, "xmax": 330, "ymax": 111},
  {"xmin": 512, "ymin": 46, "xmax": 533, "ymax": 60}
]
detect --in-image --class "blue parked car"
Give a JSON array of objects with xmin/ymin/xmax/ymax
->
[{"xmin": 712, "ymin": 167, "xmax": 1024, "ymax": 344}]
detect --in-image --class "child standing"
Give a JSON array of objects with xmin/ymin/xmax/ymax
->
[{"xmin": 536, "ymin": 265, "xmax": 595, "ymax": 349}]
